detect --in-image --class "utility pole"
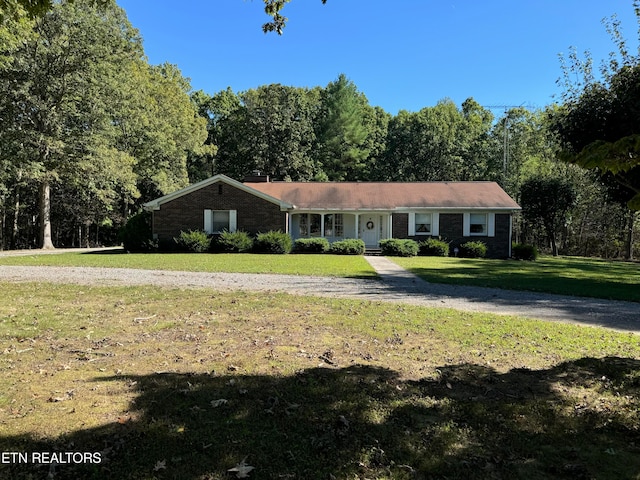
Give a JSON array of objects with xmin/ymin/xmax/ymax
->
[{"xmin": 483, "ymin": 105, "xmax": 525, "ymax": 176}]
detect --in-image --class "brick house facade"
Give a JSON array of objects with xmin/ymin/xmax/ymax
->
[
  {"xmin": 151, "ymin": 181, "xmax": 287, "ymax": 240},
  {"xmin": 144, "ymin": 174, "xmax": 520, "ymax": 259}
]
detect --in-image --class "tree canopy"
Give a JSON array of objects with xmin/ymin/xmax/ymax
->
[
  {"xmin": 0, "ymin": 0, "xmax": 207, "ymax": 248},
  {"xmin": 552, "ymin": 4, "xmax": 640, "ymax": 209}
]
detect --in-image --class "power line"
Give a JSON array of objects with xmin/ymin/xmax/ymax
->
[{"xmin": 482, "ymin": 105, "xmax": 527, "ymax": 176}]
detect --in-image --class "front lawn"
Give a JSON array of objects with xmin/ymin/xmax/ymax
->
[
  {"xmin": 392, "ymin": 255, "xmax": 640, "ymax": 302},
  {"xmin": 0, "ymin": 283, "xmax": 639, "ymax": 479},
  {"xmin": 0, "ymin": 250, "xmax": 377, "ymax": 278}
]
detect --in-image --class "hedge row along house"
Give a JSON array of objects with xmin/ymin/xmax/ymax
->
[{"xmin": 143, "ymin": 173, "xmax": 521, "ymax": 258}]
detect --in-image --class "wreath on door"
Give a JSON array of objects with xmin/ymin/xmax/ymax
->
[{"xmin": 366, "ymin": 221, "xmax": 374, "ymax": 230}]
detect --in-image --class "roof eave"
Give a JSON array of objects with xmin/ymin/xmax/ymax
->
[{"xmin": 142, "ymin": 174, "xmax": 293, "ymax": 211}]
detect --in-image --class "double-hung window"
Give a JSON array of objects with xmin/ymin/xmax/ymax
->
[
  {"xmin": 204, "ymin": 209, "xmax": 237, "ymax": 234},
  {"xmin": 469, "ymin": 213, "xmax": 487, "ymax": 235},
  {"xmin": 415, "ymin": 213, "xmax": 432, "ymax": 235},
  {"xmin": 409, "ymin": 212, "xmax": 439, "ymax": 236},
  {"xmin": 463, "ymin": 212, "xmax": 495, "ymax": 237}
]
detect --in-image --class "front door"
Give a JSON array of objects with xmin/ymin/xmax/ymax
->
[{"xmin": 360, "ymin": 215, "xmax": 379, "ymax": 247}]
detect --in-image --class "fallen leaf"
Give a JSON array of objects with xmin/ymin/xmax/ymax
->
[
  {"xmin": 48, "ymin": 396, "xmax": 67, "ymax": 403},
  {"xmin": 153, "ymin": 459, "xmax": 166, "ymax": 471},
  {"xmin": 228, "ymin": 458, "xmax": 254, "ymax": 478},
  {"xmin": 211, "ymin": 399, "xmax": 228, "ymax": 408}
]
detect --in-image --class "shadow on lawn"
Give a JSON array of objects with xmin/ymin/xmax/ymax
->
[{"xmin": 2, "ymin": 358, "xmax": 640, "ymax": 479}]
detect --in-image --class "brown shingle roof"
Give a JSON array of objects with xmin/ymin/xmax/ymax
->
[{"xmin": 245, "ymin": 181, "xmax": 520, "ymax": 210}]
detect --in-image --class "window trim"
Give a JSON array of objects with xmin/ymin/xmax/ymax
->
[
  {"xmin": 463, "ymin": 212, "xmax": 495, "ymax": 237},
  {"xmin": 298, "ymin": 213, "xmax": 344, "ymax": 239},
  {"xmin": 408, "ymin": 212, "xmax": 439, "ymax": 236},
  {"xmin": 204, "ymin": 209, "xmax": 237, "ymax": 234}
]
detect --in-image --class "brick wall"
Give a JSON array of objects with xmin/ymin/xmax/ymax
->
[
  {"xmin": 152, "ymin": 182, "xmax": 286, "ymax": 241},
  {"xmin": 392, "ymin": 213, "xmax": 409, "ymax": 238},
  {"xmin": 394, "ymin": 212, "xmax": 513, "ymax": 259}
]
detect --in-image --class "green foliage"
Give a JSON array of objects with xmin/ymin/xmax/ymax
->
[
  {"xmin": 418, "ymin": 238, "xmax": 450, "ymax": 257},
  {"xmin": 459, "ymin": 241, "xmax": 487, "ymax": 258},
  {"xmin": 174, "ymin": 230, "xmax": 211, "ymax": 253},
  {"xmin": 129, "ymin": 62, "xmax": 208, "ymax": 200},
  {"xmin": 0, "ymin": 0, "xmax": 208, "ymax": 248},
  {"xmin": 262, "ymin": 0, "xmax": 327, "ymax": 34},
  {"xmin": 314, "ymin": 74, "xmax": 370, "ymax": 180},
  {"xmin": 380, "ymin": 99, "xmax": 495, "ymax": 182},
  {"xmin": 379, "ymin": 238, "xmax": 419, "ymax": 257},
  {"xmin": 118, "ymin": 211, "xmax": 156, "ymax": 253},
  {"xmin": 330, "ymin": 239, "xmax": 365, "ymax": 255},
  {"xmin": 553, "ymin": 13, "xmax": 640, "ymax": 209},
  {"xmin": 520, "ymin": 175, "xmax": 577, "ymax": 256},
  {"xmin": 512, "ymin": 243, "xmax": 538, "ymax": 261},
  {"xmin": 254, "ymin": 231, "xmax": 293, "ymax": 254},
  {"xmin": 215, "ymin": 84, "xmax": 320, "ymax": 181},
  {"xmin": 214, "ymin": 230, "xmax": 254, "ymax": 253},
  {"xmin": 294, "ymin": 237, "xmax": 330, "ymax": 253}
]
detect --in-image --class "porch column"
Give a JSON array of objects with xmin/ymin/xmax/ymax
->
[
  {"xmin": 320, "ymin": 213, "xmax": 325, "ymax": 237},
  {"xmin": 388, "ymin": 214, "xmax": 393, "ymax": 239},
  {"xmin": 355, "ymin": 214, "xmax": 359, "ymax": 240}
]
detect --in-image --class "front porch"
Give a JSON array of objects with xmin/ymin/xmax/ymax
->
[{"xmin": 289, "ymin": 212, "xmax": 392, "ymax": 248}]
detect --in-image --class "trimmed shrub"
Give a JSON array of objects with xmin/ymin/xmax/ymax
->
[
  {"xmin": 254, "ymin": 231, "xmax": 292, "ymax": 254},
  {"xmin": 330, "ymin": 239, "xmax": 365, "ymax": 255},
  {"xmin": 118, "ymin": 211, "xmax": 157, "ymax": 253},
  {"xmin": 379, "ymin": 238, "xmax": 419, "ymax": 257},
  {"xmin": 294, "ymin": 237, "xmax": 330, "ymax": 253},
  {"xmin": 418, "ymin": 238, "xmax": 450, "ymax": 257},
  {"xmin": 459, "ymin": 241, "xmax": 487, "ymax": 258},
  {"xmin": 214, "ymin": 230, "xmax": 254, "ymax": 253},
  {"xmin": 174, "ymin": 230, "xmax": 211, "ymax": 253},
  {"xmin": 512, "ymin": 243, "xmax": 538, "ymax": 261}
]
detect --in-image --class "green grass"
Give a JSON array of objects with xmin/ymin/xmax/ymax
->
[
  {"xmin": 392, "ymin": 255, "xmax": 640, "ymax": 302},
  {"xmin": 1, "ymin": 282, "xmax": 639, "ymax": 479},
  {"xmin": 0, "ymin": 250, "xmax": 377, "ymax": 278}
]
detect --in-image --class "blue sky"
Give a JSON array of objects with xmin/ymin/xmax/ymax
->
[{"xmin": 116, "ymin": 0, "xmax": 639, "ymax": 115}]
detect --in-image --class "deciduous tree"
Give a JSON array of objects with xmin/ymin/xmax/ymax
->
[
  {"xmin": 0, "ymin": 0, "xmax": 143, "ymax": 248},
  {"xmin": 215, "ymin": 84, "xmax": 321, "ymax": 180},
  {"xmin": 520, "ymin": 176, "xmax": 577, "ymax": 256},
  {"xmin": 553, "ymin": 4, "xmax": 640, "ymax": 210}
]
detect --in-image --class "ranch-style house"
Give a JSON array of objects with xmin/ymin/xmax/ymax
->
[{"xmin": 143, "ymin": 173, "xmax": 521, "ymax": 258}]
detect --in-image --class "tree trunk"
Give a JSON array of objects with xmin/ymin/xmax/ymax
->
[
  {"xmin": 39, "ymin": 180, "xmax": 55, "ymax": 249},
  {"xmin": 83, "ymin": 223, "xmax": 90, "ymax": 248},
  {"xmin": 0, "ymin": 198, "xmax": 5, "ymax": 251},
  {"xmin": 626, "ymin": 209, "xmax": 636, "ymax": 260},
  {"xmin": 545, "ymin": 221, "xmax": 558, "ymax": 256},
  {"xmin": 550, "ymin": 234, "xmax": 558, "ymax": 256},
  {"xmin": 11, "ymin": 170, "xmax": 22, "ymax": 250}
]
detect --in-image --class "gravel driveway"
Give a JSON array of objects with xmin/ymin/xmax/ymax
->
[{"xmin": 0, "ymin": 257, "xmax": 638, "ymax": 335}]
